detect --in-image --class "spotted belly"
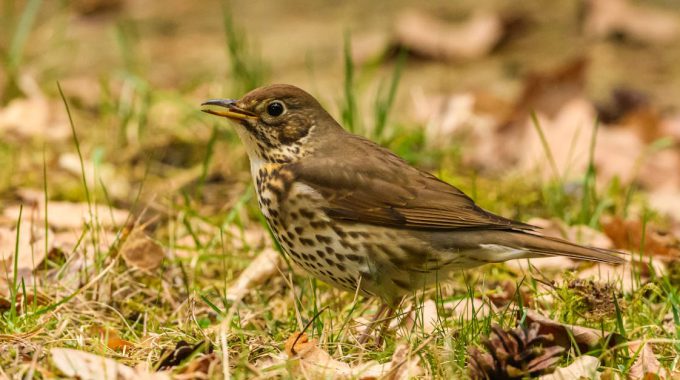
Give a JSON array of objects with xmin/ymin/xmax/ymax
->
[{"xmin": 255, "ymin": 176, "xmax": 469, "ymax": 301}]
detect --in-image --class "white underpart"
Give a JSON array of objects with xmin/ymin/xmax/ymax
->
[
  {"xmin": 477, "ymin": 244, "xmax": 529, "ymax": 262},
  {"xmin": 290, "ymin": 182, "xmax": 322, "ymax": 197}
]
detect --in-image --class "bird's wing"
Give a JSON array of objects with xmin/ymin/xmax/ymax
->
[{"xmin": 290, "ymin": 136, "xmax": 535, "ymax": 231}]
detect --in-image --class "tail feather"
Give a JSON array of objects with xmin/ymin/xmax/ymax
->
[{"xmin": 512, "ymin": 232, "xmax": 625, "ymax": 264}]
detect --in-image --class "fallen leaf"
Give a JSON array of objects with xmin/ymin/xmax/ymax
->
[
  {"xmin": 538, "ymin": 355, "xmax": 601, "ymax": 380},
  {"xmin": 0, "ymin": 221, "xmax": 52, "ymax": 291},
  {"xmin": 120, "ymin": 228, "xmax": 165, "ymax": 272},
  {"xmin": 524, "ymin": 309, "xmax": 624, "ymax": 352},
  {"xmin": 51, "ymin": 348, "xmax": 170, "ymax": 380},
  {"xmin": 648, "ymin": 191, "xmax": 680, "ymax": 219},
  {"xmin": 0, "ymin": 292, "xmax": 50, "ymax": 314},
  {"xmin": 601, "ymin": 216, "xmax": 680, "ymax": 260},
  {"xmin": 596, "ymin": 87, "xmax": 650, "ymax": 126},
  {"xmin": 661, "ymin": 113, "xmax": 680, "ymax": 143},
  {"xmin": 226, "ymin": 248, "xmax": 282, "ymax": 302},
  {"xmin": 384, "ymin": 343, "xmax": 423, "ymax": 380},
  {"xmin": 508, "ymin": 57, "xmax": 588, "ymax": 126},
  {"xmin": 177, "ymin": 352, "xmax": 220, "ymax": 378},
  {"xmin": 460, "ymin": 57, "xmax": 590, "ymax": 173},
  {"xmin": 629, "ymin": 342, "xmax": 662, "ymax": 380},
  {"xmin": 516, "ymin": 96, "xmax": 650, "ymax": 187},
  {"xmin": 637, "ymin": 148, "xmax": 680, "ymax": 195},
  {"xmin": 91, "ymin": 326, "xmax": 135, "ymax": 351},
  {"xmin": 0, "ymin": 96, "xmax": 70, "ymax": 141},
  {"xmin": 3, "ymin": 201, "xmax": 129, "ymax": 230},
  {"xmin": 395, "ymin": 9, "xmax": 504, "ymax": 61},
  {"xmin": 285, "ymin": 332, "xmax": 385, "ymax": 379},
  {"xmin": 583, "ymin": 0, "xmax": 680, "ymax": 44},
  {"xmin": 396, "ymin": 299, "xmax": 440, "ymax": 337},
  {"xmin": 418, "ymin": 92, "xmax": 498, "ymax": 150}
]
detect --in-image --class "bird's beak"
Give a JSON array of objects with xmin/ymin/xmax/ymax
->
[{"xmin": 201, "ymin": 99, "xmax": 257, "ymax": 121}]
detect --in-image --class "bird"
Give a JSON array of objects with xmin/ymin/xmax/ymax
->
[{"xmin": 201, "ymin": 84, "xmax": 624, "ymax": 335}]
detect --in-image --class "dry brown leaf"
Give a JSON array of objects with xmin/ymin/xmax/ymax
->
[
  {"xmin": 638, "ymin": 149, "xmax": 680, "ymax": 194},
  {"xmin": 460, "ymin": 56, "xmax": 589, "ymax": 173},
  {"xmin": 395, "ymin": 9, "xmax": 503, "ymax": 61},
  {"xmin": 416, "ymin": 92, "xmax": 499, "ymax": 150},
  {"xmin": 538, "ymin": 355, "xmax": 601, "ymax": 380},
  {"xmin": 661, "ymin": 113, "xmax": 680, "ymax": 143},
  {"xmin": 177, "ymin": 352, "xmax": 220, "ymax": 378},
  {"xmin": 525, "ymin": 309, "xmax": 624, "ymax": 352},
  {"xmin": 0, "ymin": 96, "xmax": 70, "ymax": 141},
  {"xmin": 508, "ymin": 57, "xmax": 588, "ymax": 127},
  {"xmin": 395, "ymin": 299, "xmax": 441, "ymax": 338},
  {"xmin": 3, "ymin": 201, "xmax": 128, "ymax": 231},
  {"xmin": 597, "ymin": 87, "xmax": 650, "ymax": 126},
  {"xmin": 629, "ymin": 342, "xmax": 663, "ymax": 380},
  {"xmin": 0, "ymin": 292, "xmax": 50, "ymax": 314},
  {"xmin": 384, "ymin": 343, "xmax": 423, "ymax": 380},
  {"xmin": 648, "ymin": 191, "xmax": 680, "ymax": 220},
  {"xmin": 91, "ymin": 326, "xmax": 135, "ymax": 351},
  {"xmin": 285, "ymin": 332, "xmax": 385, "ymax": 379},
  {"xmin": 120, "ymin": 228, "xmax": 165, "ymax": 272},
  {"xmin": 601, "ymin": 216, "xmax": 680, "ymax": 260},
  {"xmin": 584, "ymin": 0, "xmax": 679, "ymax": 44},
  {"xmin": 0, "ymin": 222, "xmax": 52, "ymax": 291},
  {"xmin": 51, "ymin": 348, "xmax": 170, "ymax": 380},
  {"xmin": 226, "ymin": 248, "xmax": 282, "ymax": 302}
]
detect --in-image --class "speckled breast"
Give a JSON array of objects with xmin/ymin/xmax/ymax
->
[{"xmin": 252, "ymin": 163, "xmax": 439, "ymax": 301}]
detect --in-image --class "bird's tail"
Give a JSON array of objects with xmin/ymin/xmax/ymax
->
[{"xmin": 495, "ymin": 231, "xmax": 626, "ymax": 264}]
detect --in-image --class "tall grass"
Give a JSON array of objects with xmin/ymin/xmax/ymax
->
[
  {"xmin": 340, "ymin": 33, "xmax": 406, "ymax": 142},
  {"xmin": 531, "ymin": 115, "xmax": 615, "ymax": 227},
  {"xmin": 341, "ymin": 33, "xmax": 358, "ymax": 133}
]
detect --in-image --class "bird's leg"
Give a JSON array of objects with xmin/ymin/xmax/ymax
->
[
  {"xmin": 374, "ymin": 306, "xmax": 396, "ymax": 346},
  {"xmin": 357, "ymin": 303, "xmax": 390, "ymax": 345}
]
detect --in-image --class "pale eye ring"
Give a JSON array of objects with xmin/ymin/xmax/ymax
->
[{"xmin": 266, "ymin": 100, "xmax": 285, "ymax": 117}]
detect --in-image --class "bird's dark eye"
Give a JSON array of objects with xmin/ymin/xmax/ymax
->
[{"xmin": 266, "ymin": 101, "xmax": 285, "ymax": 117}]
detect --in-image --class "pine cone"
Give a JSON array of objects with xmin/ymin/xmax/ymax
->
[{"xmin": 468, "ymin": 322, "xmax": 565, "ymax": 379}]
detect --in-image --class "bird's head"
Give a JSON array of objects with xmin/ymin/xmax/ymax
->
[{"xmin": 202, "ymin": 84, "xmax": 335, "ymax": 163}]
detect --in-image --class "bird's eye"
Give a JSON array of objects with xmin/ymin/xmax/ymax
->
[{"xmin": 266, "ymin": 101, "xmax": 285, "ymax": 117}]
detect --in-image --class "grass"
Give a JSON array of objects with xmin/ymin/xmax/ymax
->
[{"xmin": 0, "ymin": 3, "xmax": 678, "ymax": 379}]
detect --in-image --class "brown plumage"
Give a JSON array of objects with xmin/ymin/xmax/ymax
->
[{"xmin": 202, "ymin": 84, "xmax": 624, "ymax": 307}]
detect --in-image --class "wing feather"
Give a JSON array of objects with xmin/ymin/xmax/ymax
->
[{"xmin": 290, "ymin": 135, "xmax": 535, "ymax": 231}]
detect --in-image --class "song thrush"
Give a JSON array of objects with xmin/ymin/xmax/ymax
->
[{"xmin": 201, "ymin": 84, "xmax": 624, "ymax": 308}]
